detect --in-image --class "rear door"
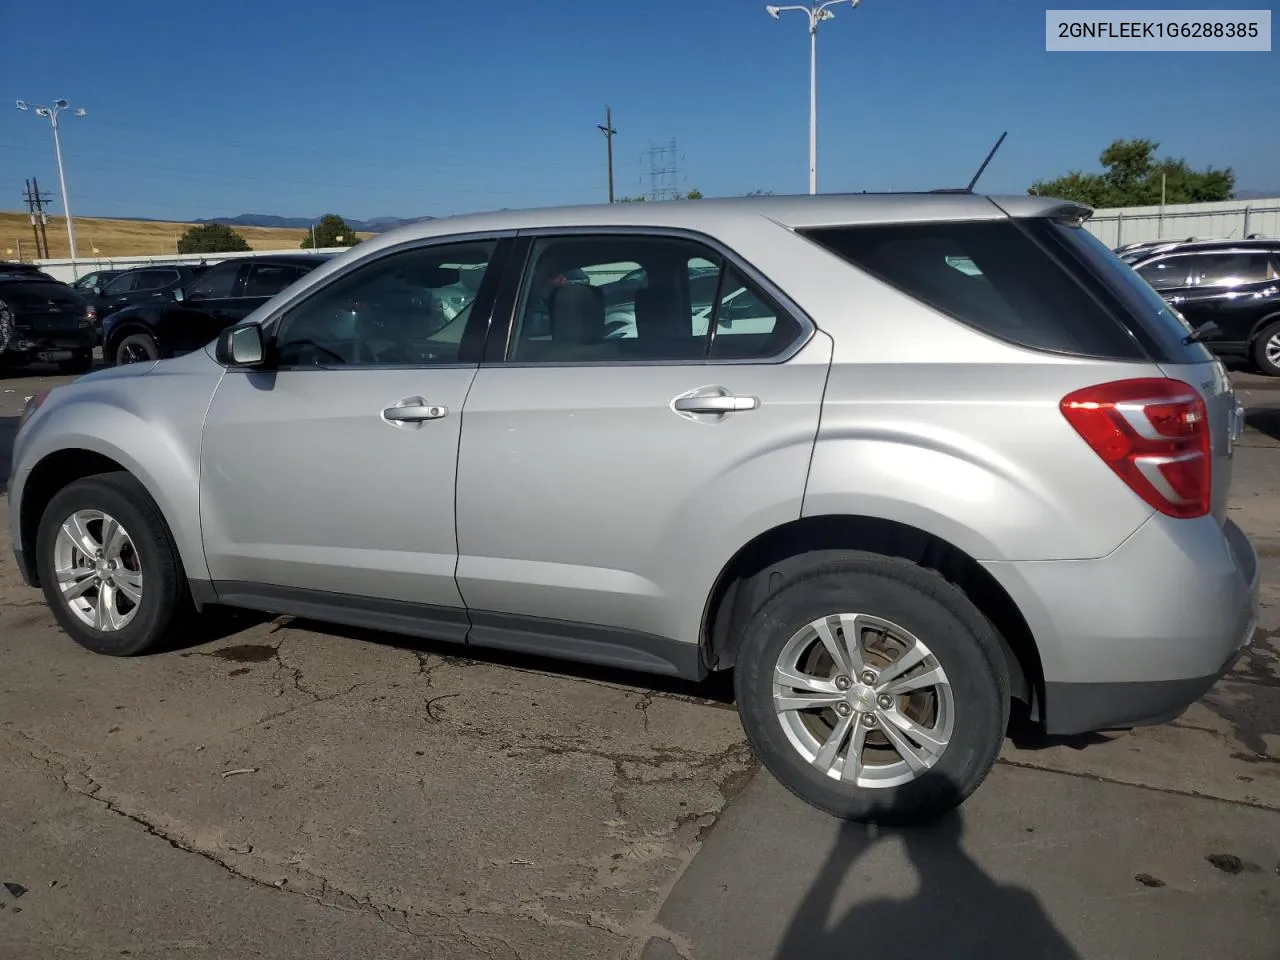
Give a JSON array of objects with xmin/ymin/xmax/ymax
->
[
  {"xmin": 453, "ymin": 230, "xmax": 831, "ymax": 668},
  {"xmin": 1179, "ymin": 251, "xmax": 1280, "ymax": 344}
]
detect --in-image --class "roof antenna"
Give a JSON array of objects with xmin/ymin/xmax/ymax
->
[{"xmin": 965, "ymin": 131, "xmax": 1007, "ymax": 193}]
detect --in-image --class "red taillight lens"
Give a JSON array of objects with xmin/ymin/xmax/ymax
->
[{"xmin": 1060, "ymin": 378, "xmax": 1211, "ymax": 519}]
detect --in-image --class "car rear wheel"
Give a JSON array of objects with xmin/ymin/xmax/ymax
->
[
  {"xmin": 1251, "ymin": 319, "xmax": 1280, "ymax": 377},
  {"xmin": 116, "ymin": 333, "xmax": 159, "ymax": 366},
  {"xmin": 36, "ymin": 471, "xmax": 192, "ymax": 656},
  {"xmin": 733, "ymin": 553, "xmax": 1009, "ymax": 825}
]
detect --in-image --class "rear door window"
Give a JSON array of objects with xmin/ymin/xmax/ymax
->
[
  {"xmin": 800, "ymin": 219, "xmax": 1147, "ymax": 360},
  {"xmin": 1135, "ymin": 255, "xmax": 1195, "ymax": 290}
]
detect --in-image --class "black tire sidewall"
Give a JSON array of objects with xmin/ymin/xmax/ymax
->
[
  {"xmin": 734, "ymin": 557, "xmax": 1009, "ymax": 825},
  {"xmin": 116, "ymin": 334, "xmax": 158, "ymax": 366},
  {"xmin": 36, "ymin": 474, "xmax": 182, "ymax": 656},
  {"xmin": 1252, "ymin": 320, "xmax": 1280, "ymax": 376}
]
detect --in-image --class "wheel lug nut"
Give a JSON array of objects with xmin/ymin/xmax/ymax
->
[
  {"xmin": 834, "ymin": 675, "xmax": 851, "ymax": 690},
  {"xmin": 860, "ymin": 671, "xmax": 876, "ymax": 685},
  {"xmin": 878, "ymin": 695, "xmax": 894, "ymax": 709},
  {"xmin": 835, "ymin": 702, "xmax": 852, "ymax": 717},
  {"xmin": 862, "ymin": 713, "xmax": 877, "ymax": 726}
]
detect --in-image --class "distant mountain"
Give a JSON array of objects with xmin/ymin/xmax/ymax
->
[{"xmin": 194, "ymin": 213, "xmax": 435, "ymax": 233}]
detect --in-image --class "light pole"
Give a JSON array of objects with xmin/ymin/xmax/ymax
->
[
  {"xmin": 765, "ymin": 0, "xmax": 862, "ymax": 195},
  {"xmin": 16, "ymin": 98, "xmax": 87, "ymax": 262}
]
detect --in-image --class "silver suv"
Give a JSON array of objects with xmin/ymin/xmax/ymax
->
[{"xmin": 7, "ymin": 193, "xmax": 1259, "ymax": 825}]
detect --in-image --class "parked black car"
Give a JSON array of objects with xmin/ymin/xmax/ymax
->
[
  {"xmin": 0, "ymin": 269, "xmax": 97, "ymax": 374},
  {"xmin": 1127, "ymin": 238, "xmax": 1280, "ymax": 375},
  {"xmin": 88, "ymin": 264, "xmax": 211, "ymax": 324},
  {"xmin": 102, "ymin": 254, "xmax": 331, "ymax": 366}
]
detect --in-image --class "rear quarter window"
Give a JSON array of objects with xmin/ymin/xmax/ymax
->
[{"xmin": 799, "ymin": 219, "xmax": 1149, "ymax": 361}]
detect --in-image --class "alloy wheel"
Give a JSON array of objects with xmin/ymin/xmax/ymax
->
[
  {"xmin": 772, "ymin": 612, "xmax": 955, "ymax": 788},
  {"xmin": 52, "ymin": 509, "xmax": 144, "ymax": 632}
]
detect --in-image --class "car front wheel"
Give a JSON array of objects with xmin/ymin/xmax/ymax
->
[
  {"xmin": 36, "ymin": 472, "xmax": 191, "ymax": 656},
  {"xmin": 733, "ymin": 553, "xmax": 1009, "ymax": 825}
]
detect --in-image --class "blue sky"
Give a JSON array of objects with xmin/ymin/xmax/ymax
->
[{"xmin": 1, "ymin": 0, "xmax": 1275, "ymax": 221}]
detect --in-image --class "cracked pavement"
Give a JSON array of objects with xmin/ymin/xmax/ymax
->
[{"xmin": 1, "ymin": 365, "xmax": 1278, "ymax": 959}]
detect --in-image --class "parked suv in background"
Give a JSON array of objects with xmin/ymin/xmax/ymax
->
[
  {"xmin": 102, "ymin": 254, "xmax": 330, "ymax": 365},
  {"xmin": 0, "ymin": 267, "xmax": 97, "ymax": 373},
  {"xmin": 7, "ymin": 194, "xmax": 1257, "ymax": 825},
  {"xmin": 1126, "ymin": 238, "xmax": 1280, "ymax": 374}
]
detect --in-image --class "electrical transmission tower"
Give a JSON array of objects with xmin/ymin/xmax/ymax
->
[{"xmin": 644, "ymin": 139, "xmax": 680, "ymax": 201}]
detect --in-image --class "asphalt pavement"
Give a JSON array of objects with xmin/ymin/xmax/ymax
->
[{"xmin": 1, "ymin": 359, "xmax": 1277, "ymax": 960}]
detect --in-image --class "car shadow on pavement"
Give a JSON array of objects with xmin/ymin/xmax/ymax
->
[
  {"xmin": 274, "ymin": 615, "xmax": 738, "ymax": 705},
  {"xmin": 773, "ymin": 806, "xmax": 1080, "ymax": 960},
  {"xmin": 1, "ymin": 415, "xmax": 16, "ymax": 496},
  {"xmin": 1245, "ymin": 407, "xmax": 1280, "ymax": 442}
]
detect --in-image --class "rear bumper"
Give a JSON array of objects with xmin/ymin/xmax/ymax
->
[{"xmin": 983, "ymin": 515, "xmax": 1259, "ymax": 735}]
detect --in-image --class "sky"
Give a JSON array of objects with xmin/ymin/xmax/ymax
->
[{"xmin": 0, "ymin": 0, "xmax": 1276, "ymax": 223}]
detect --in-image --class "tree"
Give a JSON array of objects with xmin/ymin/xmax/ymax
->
[
  {"xmin": 177, "ymin": 222, "xmax": 251, "ymax": 255},
  {"xmin": 616, "ymin": 195, "xmax": 646, "ymax": 203},
  {"xmin": 301, "ymin": 213, "xmax": 361, "ymax": 249},
  {"xmin": 1029, "ymin": 139, "xmax": 1235, "ymax": 208},
  {"xmin": 685, "ymin": 188, "xmax": 703, "ymax": 200}
]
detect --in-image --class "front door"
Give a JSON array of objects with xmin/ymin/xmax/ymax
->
[
  {"xmin": 454, "ymin": 232, "xmax": 831, "ymax": 666},
  {"xmin": 199, "ymin": 237, "xmax": 508, "ymax": 627}
]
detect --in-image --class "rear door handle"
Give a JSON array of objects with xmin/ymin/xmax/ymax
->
[
  {"xmin": 383, "ymin": 396, "xmax": 448, "ymax": 422},
  {"xmin": 672, "ymin": 394, "xmax": 758, "ymax": 414}
]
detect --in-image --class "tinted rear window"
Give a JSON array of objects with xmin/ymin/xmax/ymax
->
[
  {"xmin": 1040, "ymin": 220, "xmax": 1211, "ymax": 364},
  {"xmin": 0, "ymin": 280, "xmax": 86, "ymax": 306},
  {"xmin": 800, "ymin": 219, "xmax": 1148, "ymax": 360}
]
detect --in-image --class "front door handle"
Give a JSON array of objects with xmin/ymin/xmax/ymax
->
[
  {"xmin": 383, "ymin": 396, "xmax": 448, "ymax": 422},
  {"xmin": 672, "ymin": 394, "xmax": 759, "ymax": 414}
]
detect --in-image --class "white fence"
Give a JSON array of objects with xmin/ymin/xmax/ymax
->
[
  {"xmin": 33, "ymin": 246, "xmax": 352, "ymax": 283},
  {"xmin": 1083, "ymin": 197, "xmax": 1280, "ymax": 248}
]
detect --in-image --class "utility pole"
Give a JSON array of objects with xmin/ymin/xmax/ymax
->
[
  {"xmin": 33, "ymin": 177, "xmax": 50, "ymax": 257},
  {"xmin": 597, "ymin": 106, "xmax": 617, "ymax": 203},
  {"xmin": 24, "ymin": 179, "xmax": 43, "ymax": 258},
  {"xmin": 22, "ymin": 178, "xmax": 52, "ymax": 258}
]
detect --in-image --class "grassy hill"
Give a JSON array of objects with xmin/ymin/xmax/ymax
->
[{"xmin": 0, "ymin": 212, "xmax": 376, "ymax": 260}]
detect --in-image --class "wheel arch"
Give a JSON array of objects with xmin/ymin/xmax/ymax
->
[
  {"xmin": 699, "ymin": 514, "xmax": 1043, "ymax": 714},
  {"xmin": 1247, "ymin": 310, "xmax": 1280, "ymax": 345},
  {"xmin": 16, "ymin": 435, "xmax": 207, "ymax": 593}
]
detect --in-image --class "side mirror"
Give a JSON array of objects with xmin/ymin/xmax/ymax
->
[
  {"xmin": 215, "ymin": 323, "xmax": 266, "ymax": 367},
  {"xmin": 171, "ymin": 288, "xmax": 185, "ymax": 302}
]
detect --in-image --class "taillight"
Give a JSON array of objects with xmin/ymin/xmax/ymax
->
[{"xmin": 1060, "ymin": 378, "xmax": 1211, "ymax": 519}]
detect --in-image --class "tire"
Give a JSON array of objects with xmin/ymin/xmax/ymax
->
[
  {"xmin": 115, "ymin": 332, "xmax": 159, "ymax": 366},
  {"xmin": 36, "ymin": 471, "xmax": 192, "ymax": 656},
  {"xmin": 1251, "ymin": 319, "xmax": 1280, "ymax": 377},
  {"xmin": 733, "ymin": 553, "xmax": 1009, "ymax": 825},
  {"xmin": 58, "ymin": 350, "xmax": 93, "ymax": 375}
]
